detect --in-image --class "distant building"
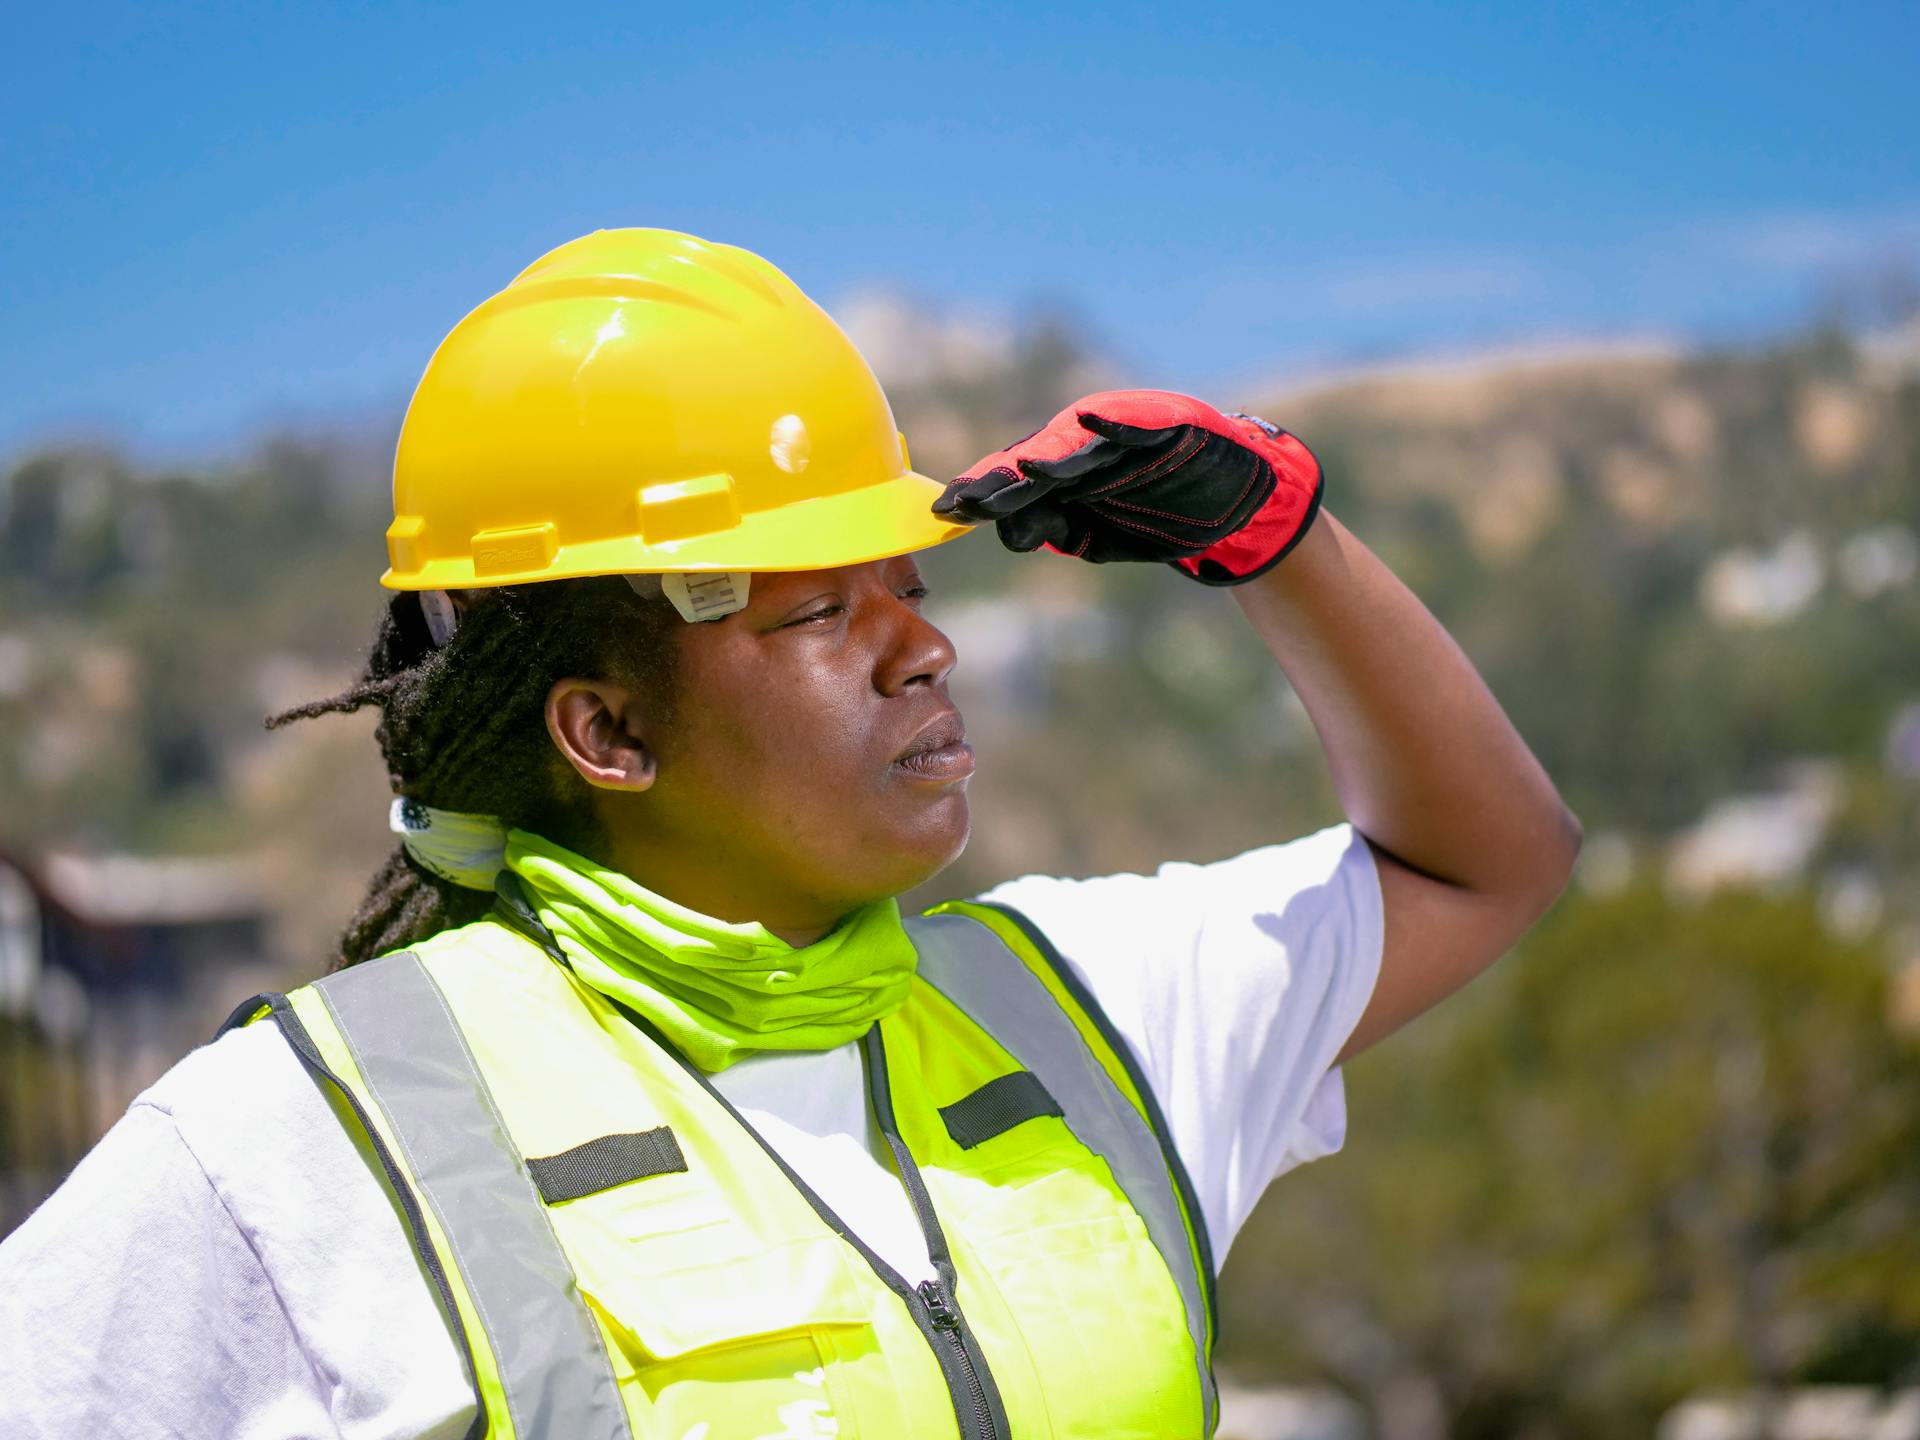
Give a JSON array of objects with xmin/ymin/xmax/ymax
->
[
  {"xmin": 0, "ymin": 848, "xmax": 276, "ymax": 1233},
  {"xmin": 1659, "ymin": 1386, "xmax": 1920, "ymax": 1440},
  {"xmin": 1699, "ymin": 531, "xmax": 1826, "ymax": 628},
  {"xmin": 1215, "ymin": 1382, "xmax": 1366, "ymax": 1440},
  {"xmin": 1665, "ymin": 761, "xmax": 1842, "ymax": 897}
]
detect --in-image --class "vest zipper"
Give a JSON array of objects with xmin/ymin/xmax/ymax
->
[
  {"xmin": 862, "ymin": 1027, "xmax": 1009, "ymax": 1440},
  {"xmin": 917, "ymin": 1276, "xmax": 998, "ymax": 1440},
  {"xmin": 492, "ymin": 889, "xmax": 1010, "ymax": 1440}
]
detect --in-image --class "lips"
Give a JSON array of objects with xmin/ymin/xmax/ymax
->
[{"xmin": 893, "ymin": 709, "xmax": 975, "ymax": 781}]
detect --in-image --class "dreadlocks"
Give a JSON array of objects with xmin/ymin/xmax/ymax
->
[{"xmin": 268, "ymin": 577, "xmax": 682, "ymax": 971}]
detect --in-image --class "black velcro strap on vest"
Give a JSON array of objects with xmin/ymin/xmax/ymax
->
[
  {"xmin": 526, "ymin": 1127, "xmax": 688, "ymax": 1204},
  {"xmin": 213, "ymin": 991, "xmax": 276, "ymax": 1040},
  {"xmin": 939, "ymin": 1070, "xmax": 1065, "ymax": 1149}
]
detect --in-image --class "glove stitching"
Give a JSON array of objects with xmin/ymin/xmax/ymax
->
[
  {"xmin": 1086, "ymin": 430, "xmax": 1207, "ymax": 497},
  {"xmin": 1089, "ymin": 508, "xmax": 1211, "ymax": 548},
  {"xmin": 1103, "ymin": 454, "xmax": 1268, "ymax": 529}
]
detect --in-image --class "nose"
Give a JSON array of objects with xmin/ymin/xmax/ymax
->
[{"xmin": 875, "ymin": 596, "xmax": 956, "ymax": 697}]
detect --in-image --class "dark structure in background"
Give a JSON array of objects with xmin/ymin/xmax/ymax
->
[{"xmin": 0, "ymin": 847, "xmax": 274, "ymax": 1234}]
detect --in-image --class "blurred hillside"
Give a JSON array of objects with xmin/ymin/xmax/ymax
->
[
  {"xmin": 883, "ymin": 308, "xmax": 1920, "ymax": 937},
  {"xmin": 3, "ymin": 308, "xmax": 1918, "ymax": 1433},
  {"xmin": 6, "ymin": 315, "xmax": 1915, "ymax": 956}
]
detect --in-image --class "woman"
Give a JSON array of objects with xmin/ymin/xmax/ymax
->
[{"xmin": 0, "ymin": 230, "xmax": 1580, "ymax": 1439}]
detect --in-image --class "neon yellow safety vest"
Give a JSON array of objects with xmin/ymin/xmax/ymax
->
[{"xmin": 219, "ymin": 887, "xmax": 1218, "ymax": 1439}]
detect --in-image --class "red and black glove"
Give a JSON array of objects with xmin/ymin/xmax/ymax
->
[{"xmin": 932, "ymin": 390, "xmax": 1324, "ymax": 585}]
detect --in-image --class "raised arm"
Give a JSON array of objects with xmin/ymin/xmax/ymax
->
[
  {"xmin": 1233, "ymin": 509, "xmax": 1581, "ymax": 1061},
  {"xmin": 938, "ymin": 388, "xmax": 1582, "ymax": 1060}
]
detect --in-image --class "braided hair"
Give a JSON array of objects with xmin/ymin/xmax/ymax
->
[{"xmin": 268, "ymin": 577, "xmax": 682, "ymax": 971}]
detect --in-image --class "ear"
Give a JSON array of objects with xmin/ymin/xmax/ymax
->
[{"xmin": 545, "ymin": 678, "xmax": 659, "ymax": 792}]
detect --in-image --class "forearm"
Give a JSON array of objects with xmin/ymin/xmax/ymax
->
[
  {"xmin": 943, "ymin": 388, "xmax": 1580, "ymax": 1054},
  {"xmin": 1234, "ymin": 509, "xmax": 1581, "ymax": 900}
]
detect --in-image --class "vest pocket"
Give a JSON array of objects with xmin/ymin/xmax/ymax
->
[
  {"xmin": 953, "ymin": 1159, "xmax": 1204, "ymax": 1438},
  {"xmin": 569, "ymin": 1228, "xmax": 876, "ymax": 1438},
  {"xmin": 581, "ymin": 1235, "xmax": 869, "ymax": 1361}
]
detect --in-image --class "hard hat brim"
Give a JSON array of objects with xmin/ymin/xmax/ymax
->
[{"xmin": 380, "ymin": 469, "xmax": 975, "ymax": 590}]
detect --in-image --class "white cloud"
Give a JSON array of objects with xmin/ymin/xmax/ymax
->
[
  {"xmin": 1684, "ymin": 207, "xmax": 1920, "ymax": 273},
  {"xmin": 1198, "ymin": 252, "xmax": 1551, "ymax": 324}
]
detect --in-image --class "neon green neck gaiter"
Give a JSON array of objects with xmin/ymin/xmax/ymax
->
[{"xmin": 504, "ymin": 829, "xmax": 918, "ymax": 1073}]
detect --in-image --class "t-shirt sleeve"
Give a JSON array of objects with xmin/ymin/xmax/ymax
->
[
  {"xmin": 0, "ymin": 1101, "xmax": 337, "ymax": 1440},
  {"xmin": 977, "ymin": 820, "xmax": 1384, "ymax": 1266}
]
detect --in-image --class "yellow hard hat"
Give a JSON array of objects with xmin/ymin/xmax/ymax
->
[{"xmin": 382, "ymin": 228, "xmax": 970, "ymax": 590}]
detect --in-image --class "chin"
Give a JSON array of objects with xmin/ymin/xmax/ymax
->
[{"xmin": 873, "ymin": 794, "xmax": 972, "ymax": 898}]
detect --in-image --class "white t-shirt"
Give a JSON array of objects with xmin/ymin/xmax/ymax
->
[{"xmin": 0, "ymin": 822, "xmax": 1382, "ymax": 1440}]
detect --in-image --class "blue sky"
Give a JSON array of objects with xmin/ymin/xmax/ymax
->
[{"xmin": 2, "ymin": 1, "xmax": 1915, "ymax": 459}]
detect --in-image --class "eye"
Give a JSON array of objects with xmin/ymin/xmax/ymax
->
[
  {"xmin": 783, "ymin": 602, "xmax": 845, "ymax": 628},
  {"xmin": 899, "ymin": 580, "xmax": 930, "ymax": 603}
]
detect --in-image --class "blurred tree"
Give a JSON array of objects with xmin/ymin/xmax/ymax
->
[
  {"xmin": 1219, "ymin": 883, "xmax": 1920, "ymax": 1439},
  {"xmin": 7, "ymin": 320, "xmax": 1920, "ymax": 1422}
]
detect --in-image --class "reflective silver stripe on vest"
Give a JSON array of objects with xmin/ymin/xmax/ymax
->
[
  {"xmin": 904, "ymin": 912, "xmax": 1218, "ymax": 1436},
  {"xmin": 315, "ymin": 954, "xmax": 631, "ymax": 1440}
]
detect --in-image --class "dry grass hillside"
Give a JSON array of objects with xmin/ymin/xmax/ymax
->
[{"xmin": 6, "ymin": 319, "xmax": 1919, "ymax": 1429}]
